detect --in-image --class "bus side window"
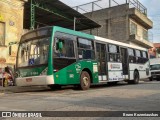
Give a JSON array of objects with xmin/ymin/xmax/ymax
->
[
  {"xmin": 77, "ymin": 38, "xmax": 94, "ymax": 60},
  {"xmin": 128, "ymin": 48, "xmax": 136, "ymax": 63},
  {"xmin": 136, "ymin": 50, "xmax": 142, "ymax": 64},
  {"xmin": 108, "ymin": 44, "xmax": 120, "ymax": 62},
  {"xmin": 56, "ymin": 38, "xmax": 75, "ymax": 58},
  {"xmin": 142, "ymin": 51, "xmax": 148, "ymax": 63}
]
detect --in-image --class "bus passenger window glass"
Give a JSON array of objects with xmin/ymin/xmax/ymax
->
[
  {"xmin": 54, "ymin": 38, "xmax": 75, "ymax": 58},
  {"xmin": 78, "ymin": 38, "xmax": 94, "ymax": 60},
  {"xmin": 117, "ymin": 54, "xmax": 120, "ymax": 62},
  {"xmin": 108, "ymin": 44, "xmax": 120, "ymax": 62},
  {"xmin": 78, "ymin": 38, "xmax": 93, "ymax": 49},
  {"xmin": 108, "ymin": 44, "xmax": 118, "ymax": 53},
  {"xmin": 128, "ymin": 48, "xmax": 135, "ymax": 56},
  {"xmin": 128, "ymin": 48, "xmax": 136, "ymax": 63},
  {"xmin": 109, "ymin": 54, "xmax": 114, "ymax": 61},
  {"xmin": 136, "ymin": 50, "xmax": 141, "ymax": 57},
  {"xmin": 96, "ymin": 43, "xmax": 105, "ymax": 60},
  {"xmin": 101, "ymin": 45, "xmax": 105, "ymax": 60},
  {"xmin": 142, "ymin": 51, "xmax": 147, "ymax": 58},
  {"xmin": 96, "ymin": 44, "xmax": 100, "ymax": 60}
]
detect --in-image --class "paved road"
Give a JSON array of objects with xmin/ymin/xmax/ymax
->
[{"xmin": 0, "ymin": 80, "xmax": 160, "ymax": 119}]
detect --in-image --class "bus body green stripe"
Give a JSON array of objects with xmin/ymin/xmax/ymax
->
[
  {"xmin": 53, "ymin": 26, "xmax": 95, "ymax": 40},
  {"xmin": 47, "ymin": 26, "xmax": 95, "ymax": 76}
]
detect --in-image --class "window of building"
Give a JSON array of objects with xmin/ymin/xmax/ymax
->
[
  {"xmin": 0, "ymin": 22, "xmax": 5, "ymax": 46},
  {"xmin": 143, "ymin": 29, "xmax": 148, "ymax": 40},
  {"xmin": 130, "ymin": 21, "xmax": 137, "ymax": 35}
]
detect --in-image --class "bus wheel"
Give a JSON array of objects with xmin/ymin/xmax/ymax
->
[
  {"xmin": 133, "ymin": 71, "xmax": 139, "ymax": 84},
  {"xmin": 80, "ymin": 71, "xmax": 91, "ymax": 90}
]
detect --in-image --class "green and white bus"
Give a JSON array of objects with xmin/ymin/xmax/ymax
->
[{"xmin": 15, "ymin": 26, "xmax": 150, "ymax": 90}]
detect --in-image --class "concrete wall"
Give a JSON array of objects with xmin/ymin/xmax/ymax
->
[
  {"xmin": 0, "ymin": 0, "xmax": 24, "ymax": 68},
  {"xmin": 84, "ymin": 4, "xmax": 130, "ymax": 42},
  {"xmin": 130, "ymin": 19, "xmax": 148, "ymax": 40}
]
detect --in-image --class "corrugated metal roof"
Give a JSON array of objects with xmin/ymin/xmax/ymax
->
[{"xmin": 23, "ymin": 0, "xmax": 101, "ymax": 30}]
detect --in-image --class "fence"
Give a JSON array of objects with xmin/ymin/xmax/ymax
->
[{"xmin": 73, "ymin": 0, "xmax": 147, "ymax": 15}]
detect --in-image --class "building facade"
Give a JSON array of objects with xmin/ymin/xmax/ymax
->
[
  {"xmin": 149, "ymin": 43, "xmax": 160, "ymax": 58},
  {"xmin": 0, "ymin": 0, "xmax": 25, "ymax": 69},
  {"xmin": 79, "ymin": 1, "xmax": 153, "ymax": 49}
]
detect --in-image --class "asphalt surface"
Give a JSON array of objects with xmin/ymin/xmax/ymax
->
[{"xmin": 0, "ymin": 80, "xmax": 160, "ymax": 120}]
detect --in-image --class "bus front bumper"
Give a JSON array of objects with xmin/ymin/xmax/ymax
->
[{"xmin": 15, "ymin": 75, "xmax": 54, "ymax": 86}]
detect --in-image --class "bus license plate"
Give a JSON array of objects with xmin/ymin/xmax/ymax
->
[{"xmin": 26, "ymin": 78, "xmax": 32, "ymax": 82}]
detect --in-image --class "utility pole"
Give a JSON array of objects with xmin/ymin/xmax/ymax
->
[{"xmin": 74, "ymin": 17, "xmax": 76, "ymax": 31}]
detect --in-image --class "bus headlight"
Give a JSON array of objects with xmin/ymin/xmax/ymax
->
[{"xmin": 40, "ymin": 67, "xmax": 48, "ymax": 75}]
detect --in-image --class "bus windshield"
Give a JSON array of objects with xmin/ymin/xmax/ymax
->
[
  {"xmin": 17, "ymin": 27, "xmax": 52, "ymax": 68},
  {"xmin": 150, "ymin": 64, "xmax": 160, "ymax": 70},
  {"xmin": 17, "ymin": 37, "xmax": 50, "ymax": 67}
]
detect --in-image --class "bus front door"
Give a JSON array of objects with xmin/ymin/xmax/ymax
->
[{"xmin": 121, "ymin": 48, "xmax": 129, "ymax": 75}]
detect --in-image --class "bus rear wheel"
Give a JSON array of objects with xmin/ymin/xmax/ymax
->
[
  {"xmin": 80, "ymin": 71, "xmax": 91, "ymax": 90},
  {"xmin": 133, "ymin": 71, "xmax": 139, "ymax": 84},
  {"xmin": 128, "ymin": 71, "xmax": 139, "ymax": 84}
]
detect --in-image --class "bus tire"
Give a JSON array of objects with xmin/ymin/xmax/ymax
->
[
  {"xmin": 128, "ymin": 71, "xmax": 139, "ymax": 84},
  {"xmin": 80, "ymin": 71, "xmax": 91, "ymax": 90},
  {"xmin": 133, "ymin": 71, "xmax": 139, "ymax": 84}
]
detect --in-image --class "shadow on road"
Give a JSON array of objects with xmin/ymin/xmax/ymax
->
[{"xmin": 2, "ymin": 80, "xmax": 159, "ymax": 94}]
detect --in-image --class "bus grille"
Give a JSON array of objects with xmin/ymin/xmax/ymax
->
[{"xmin": 151, "ymin": 72, "xmax": 160, "ymax": 75}]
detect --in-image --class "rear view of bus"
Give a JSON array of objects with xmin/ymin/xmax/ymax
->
[{"xmin": 15, "ymin": 27, "xmax": 53, "ymax": 86}]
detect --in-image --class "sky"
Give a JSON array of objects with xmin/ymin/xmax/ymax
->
[{"xmin": 60, "ymin": 0, "xmax": 160, "ymax": 43}]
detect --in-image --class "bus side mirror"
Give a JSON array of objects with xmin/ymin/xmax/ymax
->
[{"xmin": 58, "ymin": 41, "xmax": 63, "ymax": 50}]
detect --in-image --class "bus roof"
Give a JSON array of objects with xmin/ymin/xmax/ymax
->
[
  {"xmin": 22, "ymin": 26, "xmax": 147, "ymax": 51},
  {"xmin": 94, "ymin": 36, "xmax": 147, "ymax": 51},
  {"xmin": 53, "ymin": 26, "xmax": 147, "ymax": 51}
]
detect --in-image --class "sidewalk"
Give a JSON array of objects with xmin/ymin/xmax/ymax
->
[{"xmin": 0, "ymin": 86, "xmax": 49, "ymax": 93}]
